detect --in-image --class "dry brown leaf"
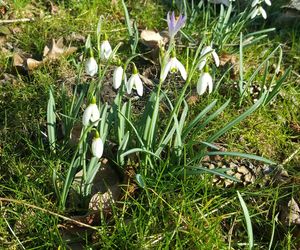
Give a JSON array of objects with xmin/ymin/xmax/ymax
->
[
  {"xmin": 290, "ymin": 121, "xmax": 300, "ymax": 134},
  {"xmin": 287, "ymin": 198, "xmax": 300, "ymax": 225},
  {"xmin": 0, "ymin": 5, "xmax": 7, "ymax": 16},
  {"xmin": 13, "ymin": 53, "xmax": 44, "ymax": 72},
  {"xmin": 281, "ymin": 198, "xmax": 300, "ymax": 226},
  {"xmin": 140, "ymin": 74, "xmax": 154, "ymax": 87},
  {"xmin": 48, "ymin": 1, "xmax": 59, "ymax": 15},
  {"xmin": 187, "ymin": 94, "xmax": 199, "ymax": 106},
  {"xmin": 65, "ymin": 32, "xmax": 86, "ymax": 43},
  {"xmin": 219, "ymin": 52, "xmax": 237, "ymax": 66},
  {"xmin": 140, "ymin": 30, "xmax": 164, "ymax": 48},
  {"xmin": 26, "ymin": 58, "xmax": 43, "ymax": 71},
  {"xmin": 12, "ymin": 53, "xmax": 24, "ymax": 67},
  {"xmin": 0, "ymin": 36, "xmax": 7, "ymax": 48},
  {"xmin": 43, "ymin": 38, "xmax": 77, "ymax": 60}
]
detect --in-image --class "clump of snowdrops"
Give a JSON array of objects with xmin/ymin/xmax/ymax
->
[{"xmin": 47, "ymin": 5, "xmax": 282, "ymax": 211}]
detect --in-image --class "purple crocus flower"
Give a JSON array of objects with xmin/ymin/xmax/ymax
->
[{"xmin": 167, "ymin": 11, "xmax": 186, "ymax": 38}]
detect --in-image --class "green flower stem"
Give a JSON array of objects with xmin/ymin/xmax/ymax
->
[
  {"xmin": 145, "ymin": 40, "xmax": 175, "ymax": 150},
  {"xmin": 157, "ymin": 66, "xmax": 197, "ymax": 152},
  {"xmin": 60, "ymin": 125, "xmax": 91, "ymax": 210}
]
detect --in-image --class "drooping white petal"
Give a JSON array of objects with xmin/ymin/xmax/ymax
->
[
  {"xmin": 113, "ymin": 66, "xmax": 123, "ymax": 89},
  {"xmin": 85, "ymin": 57, "xmax": 98, "ymax": 76},
  {"xmin": 198, "ymin": 58, "xmax": 207, "ymax": 70},
  {"xmin": 199, "ymin": 46, "xmax": 219, "ymax": 69},
  {"xmin": 197, "ymin": 72, "xmax": 213, "ymax": 95},
  {"xmin": 197, "ymin": 77, "xmax": 208, "ymax": 96},
  {"xmin": 174, "ymin": 58, "xmax": 187, "ymax": 80},
  {"xmin": 82, "ymin": 103, "xmax": 100, "ymax": 126},
  {"xmin": 126, "ymin": 74, "xmax": 134, "ymax": 94},
  {"xmin": 82, "ymin": 105, "xmax": 93, "ymax": 126},
  {"xmin": 126, "ymin": 73, "xmax": 143, "ymax": 96},
  {"xmin": 100, "ymin": 40, "xmax": 112, "ymax": 60},
  {"xmin": 212, "ymin": 50, "xmax": 220, "ymax": 67},
  {"xmin": 92, "ymin": 137, "xmax": 103, "ymax": 158},
  {"xmin": 134, "ymin": 75, "xmax": 144, "ymax": 96},
  {"xmin": 251, "ymin": 0, "xmax": 259, "ymax": 7},
  {"xmin": 201, "ymin": 46, "xmax": 213, "ymax": 56},
  {"xmin": 259, "ymin": 6, "xmax": 267, "ymax": 19},
  {"xmin": 250, "ymin": 8, "xmax": 259, "ymax": 19},
  {"xmin": 207, "ymin": 75, "xmax": 214, "ymax": 93},
  {"xmin": 265, "ymin": 0, "xmax": 271, "ymax": 6},
  {"xmin": 90, "ymin": 104, "xmax": 100, "ymax": 126},
  {"xmin": 161, "ymin": 57, "xmax": 187, "ymax": 81},
  {"xmin": 161, "ymin": 60, "xmax": 172, "ymax": 82}
]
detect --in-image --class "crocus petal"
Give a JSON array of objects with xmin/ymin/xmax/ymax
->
[
  {"xmin": 174, "ymin": 58, "xmax": 187, "ymax": 80},
  {"xmin": 85, "ymin": 57, "xmax": 98, "ymax": 76},
  {"xmin": 92, "ymin": 137, "xmax": 103, "ymax": 158},
  {"xmin": 171, "ymin": 11, "xmax": 176, "ymax": 28},
  {"xmin": 212, "ymin": 50, "xmax": 220, "ymax": 67},
  {"xmin": 167, "ymin": 11, "xmax": 186, "ymax": 38},
  {"xmin": 174, "ymin": 14, "xmax": 186, "ymax": 35},
  {"xmin": 113, "ymin": 66, "xmax": 123, "ymax": 89},
  {"xmin": 134, "ymin": 75, "xmax": 144, "ymax": 96}
]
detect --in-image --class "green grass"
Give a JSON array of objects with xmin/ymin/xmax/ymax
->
[{"xmin": 1, "ymin": 0, "xmax": 300, "ymax": 249}]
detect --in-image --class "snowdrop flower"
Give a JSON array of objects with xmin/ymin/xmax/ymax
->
[
  {"xmin": 85, "ymin": 57, "xmax": 98, "ymax": 76},
  {"xmin": 126, "ymin": 65, "xmax": 143, "ymax": 96},
  {"xmin": 100, "ymin": 35, "xmax": 112, "ymax": 60},
  {"xmin": 82, "ymin": 97, "xmax": 100, "ymax": 126},
  {"xmin": 92, "ymin": 131, "xmax": 103, "ymax": 158},
  {"xmin": 113, "ymin": 66, "xmax": 124, "ymax": 89},
  {"xmin": 167, "ymin": 11, "xmax": 186, "ymax": 38},
  {"xmin": 251, "ymin": 0, "xmax": 271, "ymax": 7},
  {"xmin": 251, "ymin": 5, "xmax": 267, "ymax": 19},
  {"xmin": 198, "ymin": 46, "xmax": 220, "ymax": 70},
  {"xmin": 161, "ymin": 53, "xmax": 187, "ymax": 82},
  {"xmin": 197, "ymin": 66, "xmax": 213, "ymax": 95}
]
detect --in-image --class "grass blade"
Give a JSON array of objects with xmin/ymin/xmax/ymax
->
[
  {"xmin": 191, "ymin": 99, "xmax": 231, "ymax": 139},
  {"xmin": 206, "ymin": 92, "xmax": 266, "ymax": 145},
  {"xmin": 237, "ymin": 191, "xmax": 254, "ymax": 250},
  {"xmin": 121, "ymin": 148, "xmax": 161, "ymax": 160},
  {"xmin": 47, "ymin": 87, "xmax": 56, "ymax": 153},
  {"xmin": 205, "ymin": 151, "xmax": 275, "ymax": 165},
  {"xmin": 185, "ymin": 165, "xmax": 241, "ymax": 183},
  {"xmin": 182, "ymin": 99, "xmax": 217, "ymax": 139}
]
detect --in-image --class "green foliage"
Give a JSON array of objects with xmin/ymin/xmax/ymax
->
[{"xmin": 0, "ymin": 0, "xmax": 300, "ymax": 249}]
